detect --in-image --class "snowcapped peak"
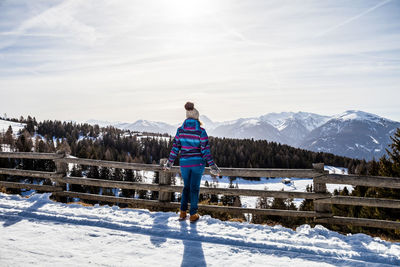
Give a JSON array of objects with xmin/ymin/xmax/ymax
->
[
  {"xmin": 259, "ymin": 112, "xmax": 295, "ymax": 127},
  {"xmin": 199, "ymin": 115, "xmax": 213, "ymax": 123},
  {"xmin": 239, "ymin": 118, "xmax": 260, "ymax": 127},
  {"xmin": 86, "ymin": 119, "xmax": 126, "ymax": 128},
  {"xmin": 135, "ymin": 120, "xmax": 151, "ymax": 126},
  {"xmin": 333, "ymin": 110, "xmax": 391, "ymax": 123},
  {"xmin": 260, "ymin": 112, "xmax": 330, "ymax": 131},
  {"xmin": 199, "ymin": 115, "xmax": 214, "ymax": 128}
]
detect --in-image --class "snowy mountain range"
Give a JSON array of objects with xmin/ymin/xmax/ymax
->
[
  {"xmin": 89, "ymin": 110, "xmax": 399, "ymax": 160},
  {"xmin": 300, "ymin": 111, "xmax": 400, "ymax": 160}
]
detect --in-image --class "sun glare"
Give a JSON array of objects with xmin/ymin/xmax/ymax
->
[{"xmin": 162, "ymin": 0, "xmax": 216, "ymax": 21}]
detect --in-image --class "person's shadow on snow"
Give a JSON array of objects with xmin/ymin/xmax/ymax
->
[
  {"xmin": 149, "ymin": 213, "xmax": 168, "ymax": 247},
  {"xmin": 180, "ymin": 221, "xmax": 207, "ymax": 267},
  {"xmin": 1, "ymin": 197, "xmax": 46, "ymax": 227}
]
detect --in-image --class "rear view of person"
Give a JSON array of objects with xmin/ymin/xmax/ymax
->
[{"xmin": 164, "ymin": 102, "xmax": 221, "ymax": 222}]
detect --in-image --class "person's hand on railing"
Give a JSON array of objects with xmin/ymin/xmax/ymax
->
[
  {"xmin": 163, "ymin": 161, "xmax": 173, "ymax": 171},
  {"xmin": 210, "ymin": 164, "xmax": 221, "ymax": 176}
]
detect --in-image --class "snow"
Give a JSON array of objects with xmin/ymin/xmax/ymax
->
[
  {"xmin": 1, "ymin": 144, "xmax": 12, "ymax": 152},
  {"xmin": 324, "ymin": 166, "xmax": 348, "ymax": 175},
  {"xmin": 136, "ymin": 135, "xmax": 170, "ymax": 142},
  {"xmin": 370, "ymin": 135, "xmax": 380, "ymax": 144},
  {"xmin": 260, "ymin": 112, "xmax": 330, "ymax": 132},
  {"xmin": 239, "ymin": 118, "xmax": 260, "ymax": 127},
  {"xmin": 0, "ymin": 192, "xmax": 399, "ymax": 266},
  {"xmin": 86, "ymin": 119, "xmax": 116, "ymax": 128},
  {"xmin": 333, "ymin": 110, "xmax": 393, "ymax": 123},
  {"xmin": 0, "ymin": 119, "xmax": 26, "ymax": 134}
]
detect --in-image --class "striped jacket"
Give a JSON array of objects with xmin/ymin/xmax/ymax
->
[{"xmin": 168, "ymin": 118, "xmax": 215, "ymax": 168}]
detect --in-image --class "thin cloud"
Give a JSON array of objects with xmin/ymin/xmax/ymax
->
[{"xmin": 313, "ymin": 0, "xmax": 392, "ymax": 38}]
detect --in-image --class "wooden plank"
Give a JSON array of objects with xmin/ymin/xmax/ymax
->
[
  {"xmin": 54, "ymin": 153, "xmax": 68, "ymax": 201},
  {"xmin": 53, "ymin": 191, "xmax": 322, "ymax": 218},
  {"xmin": 56, "ymin": 176, "xmax": 328, "ymax": 199},
  {"xmin": 0, "ymin": 168, "xmax": 64, "ymax": 179},
  {"xmin": 313, "ymin": 163, "xmax": 331, "ymax": 215},
  {"xmin": 57, "ymin": 157, "xmax": 318, "ymax": 178},
  {"xmin": 315, "ymin": 216, "xmax": 400, "ymax": 230},
  {"xmin": 53, "ymin": 191, "xmax": 165, "ymax": 206},
  {"xmin": 56, "ymin": 157, "xmax": 160, "ymax": 171},
  {"xmin": 56, "ymin": 176, "xmax": 165, "ymax": 190},
  {"xmin": 158, "ymin": 159, "xmax": 172, "ymax": 202},
  {"xmin": 209, "ymin": 168, "xmax": 318, "ymax": 178},
  {"xmin": 314, "ymin": 174, "xmax": 400, "ymax": 189},
  {"xmin": 315, "ymin": 196, "xmax": 400, "ymax": 209},
  {"xmin": 0, "ymin": 181, "xmax": 62, "ymax": 192},
  {"xmin": 196, "ymin": 204, "xmax": 323, "ymax": 218},
  {"xmin": 198, "ymin": 187, "xmax": 329, "ymax": 199},
  {"xmin": 0, "ymin": 152, "xmax": 63, "ymax": 160}
]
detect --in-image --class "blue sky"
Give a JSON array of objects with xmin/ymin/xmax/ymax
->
[{"xmin": 0, "ymin": 0, "xmax": 399, "ymax": 124}]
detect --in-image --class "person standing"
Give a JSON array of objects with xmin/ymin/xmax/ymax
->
[{"xmin": 164, "ymin": 102, "xmax": 221, "ymax": 222}]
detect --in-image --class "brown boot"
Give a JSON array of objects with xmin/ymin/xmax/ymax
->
[
  {"xmin": 189, "ymin": 213, "xmax": 200, "ymax": 223},
  {"xmin": 179, "ymin": 210, "xmax": 187, "ymax": 221}
]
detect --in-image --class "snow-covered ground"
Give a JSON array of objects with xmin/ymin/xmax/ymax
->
[
  {"xmin": 0, "ymin": 193, "xmax": 398, "ymax": 266},
  {"xmin": 135, "ymin": 135, "xmax": 171, "ymax": 142},
  {"xmin": 0, "ymin": 119, "xmax": 25, "ymax": 134}
]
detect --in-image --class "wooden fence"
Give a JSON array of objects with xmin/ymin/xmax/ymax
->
[{"xmin": 0, "ymin": 151, "xmax": 399, "ymax": 230}]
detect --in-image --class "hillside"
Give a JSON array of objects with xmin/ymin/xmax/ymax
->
[
  {"xmin": 300, "ymin": 111, "xmax": 400, "ymax": 160},
  {"xmin": 1, "ymin": 192, "xmax": 399, "ymax": 266},
  {"xmin": 0, "ymin": 119, "xmax": 25, "ymax": 134}
]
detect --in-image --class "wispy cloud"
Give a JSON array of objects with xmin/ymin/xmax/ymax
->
[{"xmin": 313, "ymin": 0, "xmax": 393, "ymax": 38}]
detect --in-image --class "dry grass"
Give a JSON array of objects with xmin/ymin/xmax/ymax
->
[{"xmin": 65, "ymin": 201, "xmax": 94, "ymax": 207}]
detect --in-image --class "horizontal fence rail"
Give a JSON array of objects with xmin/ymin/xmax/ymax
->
[
  {"xmin": 315, "ymin": 196, "xmax": 400, "ymax": 209},
  {"xmin": 55, "ymin": 157, "xmax": 319, "ymax": 178},
  {"xmin": 0, "ymin": 152, "xmax": 399, "ymax": 231},
  {"xmin": 0, "ymin": 181, "xmax": 63, "ymax": 192},
  {"xmin": 0, "ymin": 152, "xmax": 64, "ymax": 160},
  {"xmin": 0, "ymin": 168, "xmax": 63, "ymax": 179},
  {"xmin": 315, "ymin": 217, "xmax": 400, "ymax": 230},
  {"xmin": 314, "ymin": 174, "xmax": 400, "ymax": 189}
]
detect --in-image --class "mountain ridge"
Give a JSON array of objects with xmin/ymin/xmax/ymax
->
[{"xmin": 84, "ymin": 110, "xmax": 400, "ymax": 160}]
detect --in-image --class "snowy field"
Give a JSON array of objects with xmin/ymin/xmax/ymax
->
[
  {"xmin": 0, "ymin": 193, "xmax": 399, "ymax": 266},
  {"xmin": 0, "ymin": 119, "xmax": 25, "ymax": 134}
]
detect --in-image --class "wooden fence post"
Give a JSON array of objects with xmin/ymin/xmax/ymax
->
[
  {"xmin": 54, "ymin": 151, "xmax": 68, "ymax": 201},
  {"xmin": 313, "ymin": 163, "xmax": 332, "ymax": 217},
  {"xmin": 158, "ymin": 158, "xmax": 172, "ymax": 205}
]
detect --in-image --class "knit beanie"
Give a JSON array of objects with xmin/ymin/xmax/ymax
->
[{"xmin": 185, "ymin": 102, "xmax": 199, "ymax": 120}]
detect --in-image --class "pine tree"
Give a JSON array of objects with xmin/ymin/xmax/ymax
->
[
  {"xmin": 26, "ymin": 116, "xmax": 35, "ymax": 134},
  {"xmin": 386, "ymin": 128, "xmax": 400, "ymax": 176},
  {"xmin": 4, "ymin": 126, "xmax": 14, "ymax": 150},
  {"xmin": 16, "ymin": 130, "xmax": 33, "ymax": 152}
]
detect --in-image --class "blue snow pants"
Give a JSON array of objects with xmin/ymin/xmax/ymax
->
[{"xmin": 180, "ymin": 164, "xmax": 205, "ymax": 215}]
